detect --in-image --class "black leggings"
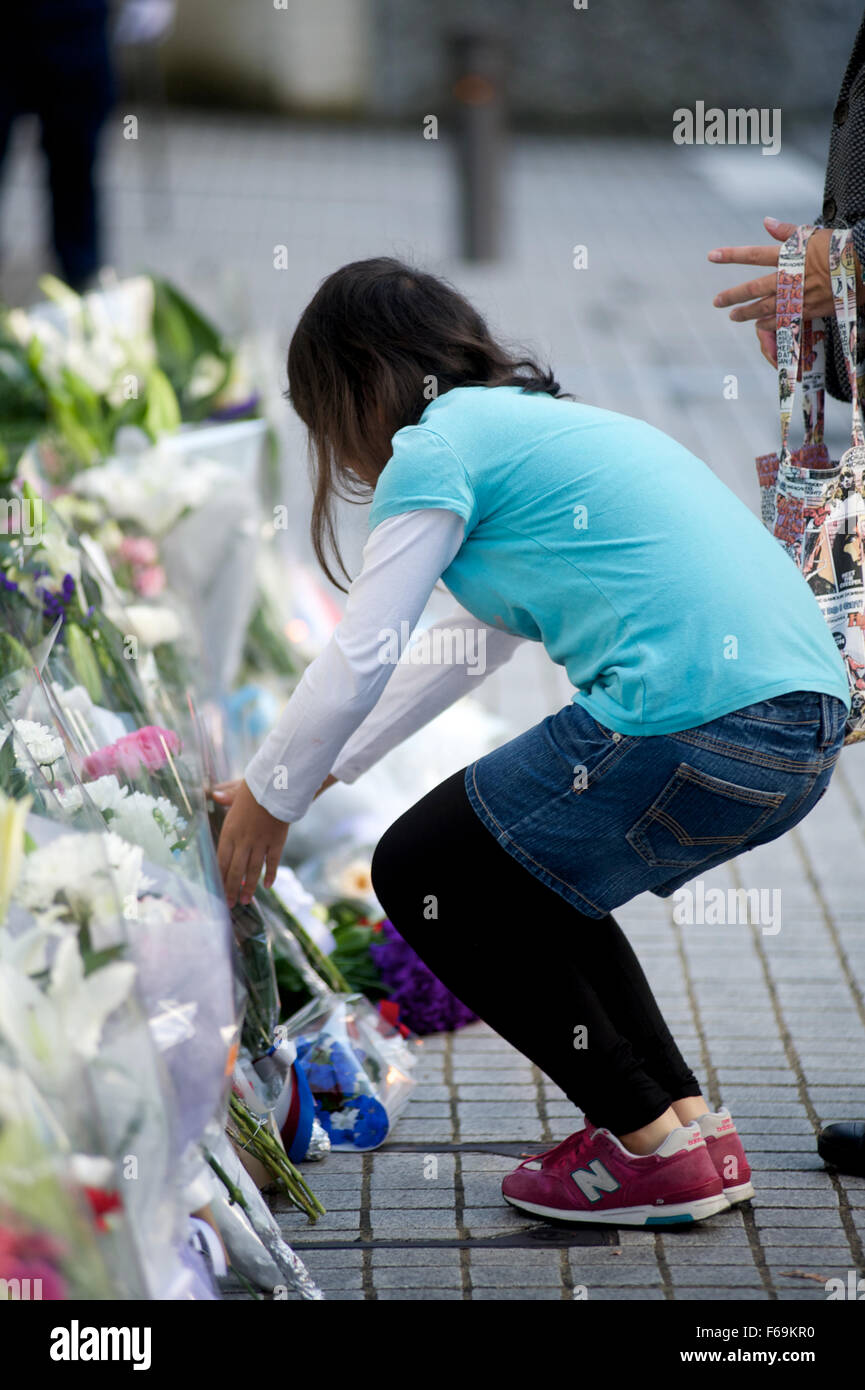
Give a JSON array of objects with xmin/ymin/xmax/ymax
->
[{"xmin": 370, "ymin": 769, "xmax": 702, "ymax": 1136}]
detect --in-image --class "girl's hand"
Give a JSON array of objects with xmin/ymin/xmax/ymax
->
[{"xmin": 214, "ymin": 779, "xmax": 289, "ymax": 908}]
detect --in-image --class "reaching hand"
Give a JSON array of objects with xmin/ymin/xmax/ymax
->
[
  {"xmin": 708, "ymin": 216, "xmax": 834, "ymax": 367},
  {"xmin": 213, "ymin": 778, "xmax": 289, "ymax": 908}
]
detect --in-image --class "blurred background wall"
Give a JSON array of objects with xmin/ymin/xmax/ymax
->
[
  {"xmin": 3, "ymin": 0, "xmax": 863, "ymax": 731},
  {"xmin": 161, "ymin": 0, "xmax": 855, "ymax": 128},
  {"xmin": 162, "ymin": 0, "xmax": 371, "ymax": 114}
]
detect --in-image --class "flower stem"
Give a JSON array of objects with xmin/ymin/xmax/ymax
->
[{"xmin": 228, "ymin": 1094, "xmax": 326, "ymax": 1222}]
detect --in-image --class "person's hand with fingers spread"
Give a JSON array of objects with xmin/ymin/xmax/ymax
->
[
  {"xmin": 708, "ymin": 216, "xmax": 835, "ymax": 367},
  {"xmin": 213, "ymin": 778, "xmax": 289, "ymax": 908}
]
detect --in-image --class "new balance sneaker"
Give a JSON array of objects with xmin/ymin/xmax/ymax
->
[
  {"xmin": 502, "ymin": 1121, "xmax": 729, "ymax": 1227},
  {"xmin": 697, "ymin": 1108, "xmax": 755, "ymax": 1203}
]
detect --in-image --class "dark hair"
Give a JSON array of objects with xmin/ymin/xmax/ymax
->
[{"xmin": 286, "ymin": 256, "xmax": 568, "ymax": 589}]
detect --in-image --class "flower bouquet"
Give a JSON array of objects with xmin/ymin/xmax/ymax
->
[
  {"xmin": 0, "ymin": 499, "xmax": 324, "ymax": 1294},
  {"xmin": 281, "ymin": 993, "xmax": 417, "ymax": 1152},
  {"xmin": 0, "ymin": 271, "xmax": 302, "ymax": 704}
]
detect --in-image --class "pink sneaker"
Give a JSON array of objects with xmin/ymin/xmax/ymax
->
[
  {"xmin": 502, "ymin": 1121, "xmax": 729, "ymax": 1227},
  {"xmin": 697, "ymin": 1108, "xmax": 755, "ymax": 1204}
]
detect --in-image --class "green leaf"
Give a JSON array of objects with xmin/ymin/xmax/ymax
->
[
  {"xmin": 327, "ymin": 898, "xmax": 370, "ymax": 929},
  {"xmin": 144, "ymin": 367, "xmax": 181, "ymax": 439},
  {"xmin": 330, "ymin": 924, "xmax": 376, "ymax": 960},
  {"xmin": 60, "ymin": 367, "xmax": 102, "ymax": 430},
  {"xmin": 0, "ymin": 629, "xmax": 32, "ymax": 681},
  {"xmin": 50, "ymin": 398, "xmax": 100, "ymax": 466},
  {"xmin": 152, "ymin": 278, "xmax": 224, "ymax": 369},
  {"xmin": 65, "ymin": 621, "xmax": 103, "ymax": 702},
  {"xmin": 0, "ymin": 733, "xmax": 27, "ymax": 799}
]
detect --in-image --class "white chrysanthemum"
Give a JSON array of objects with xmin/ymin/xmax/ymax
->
[
  {"xmin": 15, "ymin": 830, "xmax": 151, "ymax": 931},
  {"xmin": 57, "ymin": 774, "xmax": 128, "ymax": 817},
  {"xmin": 110, "ymin": 791, "xmax": 186, "ymax": 868},
  {"xmin": 0, "ymin": 719, "xmax": 65, "ymax": 768}
]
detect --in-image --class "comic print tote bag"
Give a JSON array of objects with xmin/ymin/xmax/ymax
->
[{"xmin": 756, "ymin": 225, "xmax": 865, "ymax": 742}]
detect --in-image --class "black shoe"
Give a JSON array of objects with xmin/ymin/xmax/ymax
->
[{"xmin": 817, "ymin": 1121, "xmax": 865, "ymax": 1177}]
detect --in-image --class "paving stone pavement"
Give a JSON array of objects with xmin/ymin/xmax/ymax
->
[{"xmin": 3, "ymin": 112, "xmax": 863, "ymax": 1301}]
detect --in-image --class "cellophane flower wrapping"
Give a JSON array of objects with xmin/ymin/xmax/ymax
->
[
  {"xmin": 203, "ymin": 1133, "xmax": 322, "ymax": 1299},
  {"xmin": 0, "ymin": 505, "xmax": 240, "ymax": 1298},
  {"xmin": 281, "ymin": 993, "xmax": 418, "ymax": 1151}
]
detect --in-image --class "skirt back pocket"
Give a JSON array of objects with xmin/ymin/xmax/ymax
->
[{"xmin": 626, "ymin": 763, "xmax": 786, "ymax": 870}]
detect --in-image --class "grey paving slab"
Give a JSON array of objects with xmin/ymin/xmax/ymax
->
[
  {"xmin": 753, "ymin": 1190, "xmax": 839, "ymax": 1207},
  {"xmin": 672, "ymin": 1288, "xmax": 771, "ymax": 1301},
  {"xmin": 299, "ymin": 1270, "xmax": 366, "ymax": 1292},
  {"xmin": 292, "ymin": 1245, "xmax": 365, "ymax": 1263},
  {"xmin": 589, "ymin": 1288, "xmax": 668, "ymax": 1300},
  {"xmin": 369, "ymin": 1188, "xmax": 458, "ymax": 1209},
  {"xmin": 471, "ymin": 1288, "xmax": 564, "ymax": 1300},
  {"xmin": 753, "ymin": 1208, "xmax": 847, "ymax": 1229},
  {"xmin": 374, "ymin": 1268, "xmax": 464, "ymax": 1289},
  {"xmin": 377, "ymin": 1289, "xmax": 465, "ymax": 1301},
  {"xmin": 668, "ymin": 1267, "xmax": 765, "ymax": 1287},
  {"xmin": 468, "ymin": 1265, "xmax": 565, "ymax": 1288},
  {"xmin": 370, "ymin": 1248, "xmax": 462, "ymax": 1267},
  {"xmin": 457, "ymin": 1102, "xmax": 543, "ymax": 1120}
]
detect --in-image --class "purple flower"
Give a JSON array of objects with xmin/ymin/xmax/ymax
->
[
  {"xmin": 206, "ymin": 394, "xmax": 261, "ymax": 423},
  {"xmin": 369, "ymin": 920, "xmax": 478, "ymax": 1036},
  {"xmin": 38, "ymin": 572, "xmax": 76, "ymax": 625},
  {"xmin": 0, "ymin": 573, "xmax": 19, "ymax": 593}
]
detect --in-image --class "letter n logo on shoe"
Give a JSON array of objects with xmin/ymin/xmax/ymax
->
[{"xmin": 570, "ymin": 1159, "xmax": 621, "ymax": 1203}]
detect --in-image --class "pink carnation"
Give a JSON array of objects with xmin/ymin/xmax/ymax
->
[
  {"xmin": 117, "ymin": 536, "xmax": 159, "ymax": 566},
  {"xmin": 83, "ymin": 725, "xmax": 181, "ymax": 780},
  {"xmin": 132, "ymin": 564, "xmax": 166, "ymax": 598},
  {"xmin": 0, "ymin": 1257, "xmax": 67, "ymax": 1300}
]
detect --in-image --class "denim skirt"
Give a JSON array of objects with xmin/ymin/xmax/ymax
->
[{"xmin": 464, "ymin": 690, "xmax": 847, "ymax": 918}]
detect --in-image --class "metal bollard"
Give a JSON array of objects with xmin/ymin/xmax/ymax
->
[{"xmin": 448, "ymin": 30, "xmax": 507, "ymax": 262}]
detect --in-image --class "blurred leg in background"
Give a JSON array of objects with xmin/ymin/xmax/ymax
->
[{"xmin": 1, "ymin": 1, "xmax": 115, "ymax": 291}]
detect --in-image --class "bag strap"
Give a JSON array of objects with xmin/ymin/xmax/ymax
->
[
  {"xmin": 775, "ymin": 226, "xmax": 816, "ymax": 465},
  {"xmin": 828, "ymin": 228, "xmax": 865, "ymax": 449},
  {"xmin": 800, "ymin": 315, "xmax": 826, "ymax": 447}
]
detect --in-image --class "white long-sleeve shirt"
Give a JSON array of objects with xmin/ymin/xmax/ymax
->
[{"xmin": 243, "ymin": 509, "xmax": 525, "ymax": 822}]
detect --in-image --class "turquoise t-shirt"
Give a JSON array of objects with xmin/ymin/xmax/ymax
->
[{"xmin": 367, "ymin": 385, "xmax": 851, "ymax": 735}]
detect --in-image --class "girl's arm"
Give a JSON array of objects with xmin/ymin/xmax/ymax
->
[
  {"xmin": 218, "ymin": 508, "xmax": 468, "ymax": 904},
  {"xmin": 330, "ymin": 607, "xmax": 524, "ymax": 784},
  {"xmin": 242, "ymin": 508, "xmax": 471, "ymax": 820}
]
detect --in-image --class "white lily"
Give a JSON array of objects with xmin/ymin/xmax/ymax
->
[
  {"xmin": 36, "ymin": 526, "xmax": 82, "ymax": 593},
  {"xmin": 124, "ymin": 604, "xmax": 183, "ymax": 649},
  {"xmin": 0, "ymin": 791, "xmax": 30, "ymax": 925},
  {"xmin": 74, "ymin": 446, "xmax": 228, "ymax": 536},
  {"xmin": 49, "ymin": 933, "xmax": 136, "ymax": 1060},
  {"xmin": 0, "ymin": 922, "xmax": 64, "ymax": 976},
  {"xmin": 0, "ymin": 935, "xmax": 136, "ymax": 1086}
]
